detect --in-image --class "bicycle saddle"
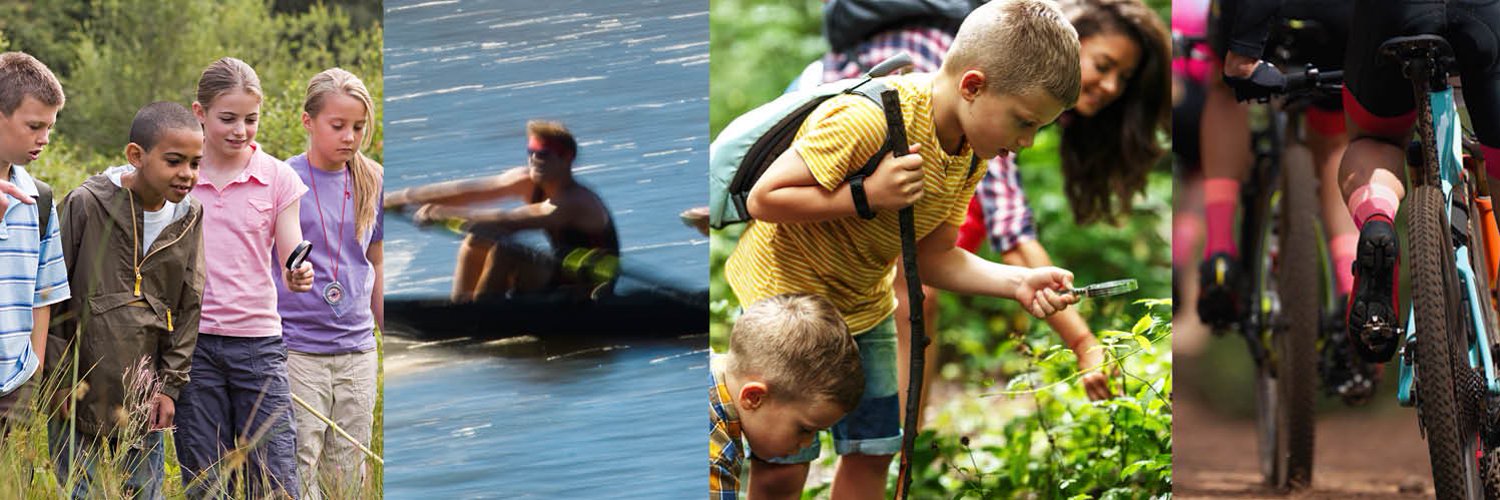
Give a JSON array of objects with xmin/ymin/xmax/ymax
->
[{"xmin": 1380, "ymin": 34, "xmax": 1456, "ymax": 81}]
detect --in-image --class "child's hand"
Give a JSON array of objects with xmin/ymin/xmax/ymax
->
[
  {"xmin": 865, "ymin": 144, "xmax": 926, "ymax": 212},
  {"xmin": 1074, "ymin": 340, "xmax": 1115, "ymax": 401},
  {"xmin": 0, "ymin": 180, "xmax": 35, "ymax": 210},
  {"xmin": 149, "ymin": 393, "xmax": 175, "ymax": 430},
  {"xmin": 286, "ymin": 262, "xmax": 314, "ymax": 293},
  {"xmin": 1015, "ymin": 266, "xmax": 1078, "ymax": 318}
]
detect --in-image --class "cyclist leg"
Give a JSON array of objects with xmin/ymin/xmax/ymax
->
[
  {"xmin": 1340, "ymin": 0, "xmax": 1440, "ymax": 362},
  {"xmin": 1199, "ymin": 3, "xmax": 1254, "ymax": 323},
  {"xmin": 1197, "ymin": 69, "xmax": 1254, "ymax": 325},
  {"xmin": 1308, "ymin": 107, "xmax": 1360, "ymax": 296},
  {"xmin": 1304, "ymin": 107, "xmax": 1389, "ymax": 402},
  {"xmin": 1290, "ymin": 0, "xmax": 1360, "ymax": 299}
]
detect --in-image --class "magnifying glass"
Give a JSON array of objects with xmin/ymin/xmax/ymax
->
[{"xmin": 1065, "ymin": 279, "xmax": 1138, "ymax": 298}]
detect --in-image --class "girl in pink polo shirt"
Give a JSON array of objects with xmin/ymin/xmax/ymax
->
[
  {"xmin": 277, "ymin": 68, "xmax": 384, "ymax": 499},
  {"xmin": 173, "ymin": 57, "xmax": 315, "ymax": 499}
]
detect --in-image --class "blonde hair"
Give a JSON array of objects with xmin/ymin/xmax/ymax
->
[
  {"xmin": 304, "ymin": 68, "xmax": 383, "ymax": 237},
  {"xmin": 728, "ymin": 294, "xmax": 864, "ymax": 412},
  {"xmin": 196, "ymin": 57, "xmax": 262, "ymax": 110},
  {"xmin": 0, "ymin": 52, "xmax": 64, "ymax": 115},
  {"xmin": 943, "ymin": 0, "xmax": 1081, "ymax": 105}
]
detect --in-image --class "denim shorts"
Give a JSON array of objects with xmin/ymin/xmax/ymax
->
[{"xmin": 758, "ymin": 316, "xmax": 902, "ymax": 462}]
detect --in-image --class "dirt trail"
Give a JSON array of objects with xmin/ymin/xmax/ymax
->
[{"xmin": 1174, "ymin": 393, "xmax": 1434, "ymax": 498}]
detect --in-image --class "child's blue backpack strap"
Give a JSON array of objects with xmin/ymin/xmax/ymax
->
[{"xmin": 709, "ymin": 53, "xmax": 913, "ymax": 229}]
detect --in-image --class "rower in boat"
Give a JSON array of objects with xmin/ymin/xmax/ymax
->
[{"xmin": 384, "ymin": 120, "xmax": 619, "ymax": 302}]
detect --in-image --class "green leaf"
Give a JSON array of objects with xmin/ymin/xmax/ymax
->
[
  {"xmin": 1120, "ymin": 459, "xmax": 1153, "ymax": 477},
  {"xmin": 1133, "ymin": 297, "xmax": 1172, "ymax": 308},
  {"xmin": 1131, "ymin": 315, "xmax": 1154, "ymax": 336}
]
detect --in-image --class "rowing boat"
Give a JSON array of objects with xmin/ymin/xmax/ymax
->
[
  {"xmin": 384, "ymin": 199, "xmax": 707, "ymax": 340},
  {"xmin": 384, "ymin": 280, "xmax": 707, "ymax": 340}
]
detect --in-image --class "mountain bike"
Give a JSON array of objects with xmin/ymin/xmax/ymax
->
[
  {"xmin": 1176, "ymin": 24, "xmax": 1358, "ymax": 490},
  {"xmin": 1380, "ymin": 34, "xmax": 1500, "ymax": 499}
]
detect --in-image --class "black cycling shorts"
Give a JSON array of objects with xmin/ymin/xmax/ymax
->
[{"xmin": 1345, "ymin": 0, "xmax": 1500, "ymax": 146}]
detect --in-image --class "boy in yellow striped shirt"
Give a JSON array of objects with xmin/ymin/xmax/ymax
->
[{"xmin": 723, "ymin": 0, "xmax": 1084, "ymax": 497}]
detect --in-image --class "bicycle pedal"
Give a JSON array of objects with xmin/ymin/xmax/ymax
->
[
  {"xmin": 1364, "ymin": 317, "xmax": 1400, "ymax": 339},
  {"xmin": 1336, "ymin": 374, "xmax": 1376, "ymax": 405}
]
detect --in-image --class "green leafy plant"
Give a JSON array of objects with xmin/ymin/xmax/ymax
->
[{"xmin": 898, "ymin": 300, "xmax": 1173, "ymax": 498}]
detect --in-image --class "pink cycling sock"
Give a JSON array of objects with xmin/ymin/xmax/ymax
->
[
  {"xmin": 1174, "ymin": 213, "xmax": 1203, "ymax": 267},
  {"xmin": 1203, "ymin": 178, "xmax": 1241, "ymax": 258},
  {"xmin": 1330, "ymin": 233, "xmax": 1358, "ymax": 296},
  {"xmin": 1348, "ymin": 183, "xmax": 1399, "ymax": 229}
]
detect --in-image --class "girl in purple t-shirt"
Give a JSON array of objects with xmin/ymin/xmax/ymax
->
[
  {"xmin": 174, "ymin": 57, "xmax": 315, "ymax": 499},
  {"xmin": 277, "ymin": 68, "xmax": 384, "ymax": 499}
]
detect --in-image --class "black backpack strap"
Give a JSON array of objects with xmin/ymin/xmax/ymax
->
[
  {"xmin": 841, "ymin": 80, "xmax": 897, "ymax": 220},
  {"xmin": 966, "ymin": 154, "xmax": 981, "ymax": 180},
  {"xmin": 32, "ymin": 178, "xmax": 52, "ymax": 239},
  {"xmin": 854, "ymin": 142, "xmax": 893, "ymax": 179},
  {"xmin": 843, "ymin": 79, "xmax": 898, "ymax": 181}
]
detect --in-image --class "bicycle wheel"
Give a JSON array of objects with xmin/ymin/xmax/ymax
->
[
  {"xmin": 1411, "ymin": 183, "xmax": 1486, "ymax": 499},
  {"xmin": 1277, "ymin": 146, "xmax": 1319, "ymax": 488},
  {"xmin": 1251, "ymin": 142, "xmax": 1318, "ymax": 490}
]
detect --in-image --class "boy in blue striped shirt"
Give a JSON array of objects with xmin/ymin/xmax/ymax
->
[{"xmin": 0, "ymin": 52, "xmax": 72, "ymax": 432}]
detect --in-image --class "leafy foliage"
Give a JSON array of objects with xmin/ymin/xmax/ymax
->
[
  {"xmin": 1, "ymin": 0, "xmax": 383, "ymax": 195},
  {"xmin": 899, "ymin": 301, "xmax": 1172, "ymax": 498},
  {"xmin": 709, "ymin": 0, "xmax": 826, "ymax": 137}
]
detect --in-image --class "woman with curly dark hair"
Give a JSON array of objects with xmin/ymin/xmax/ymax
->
[{"xmin": 937, "ymin": 0, "xmax": 1169, "ymax": 415}]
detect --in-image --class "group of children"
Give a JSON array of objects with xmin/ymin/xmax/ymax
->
[
  {"xmin": 711, "ymin": 0, "xmax": 1095, "ymax": 498},
  {"xmin": 0, "ymin": 52, "xmax": 383, "ymax": 499}
]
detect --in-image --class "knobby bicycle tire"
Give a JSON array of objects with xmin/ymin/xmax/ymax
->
[
  {"xmin": 1411, "ymin": 183, "xmax": 1485, "ymax": 499},
  {"xmin": 1274, "ymin": 144, "xmax": 1320, "ymax": 489}
]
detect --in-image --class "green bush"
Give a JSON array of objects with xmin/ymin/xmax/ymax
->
[
  {"xmin": 899, "ymin": 300, "xmax": 1172, "ymax": 498},
  {"xmin": 1, "ymin": 0, "xmax": 383, "ymax": 194},
  {"xmin": 709, "ymin": 0, "xmax": 826, "ymax": 137}
]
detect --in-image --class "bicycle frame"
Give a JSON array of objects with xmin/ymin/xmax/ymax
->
[{"xmin": 1396, "ymin": 77, "xmax": 1500, "ymax": 406}]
